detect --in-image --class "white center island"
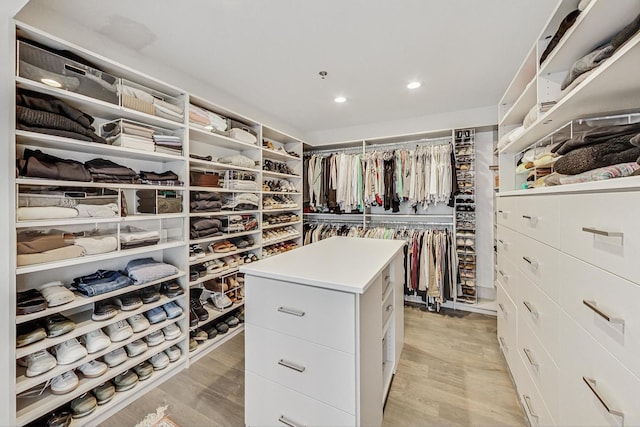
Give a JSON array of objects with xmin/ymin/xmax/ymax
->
[{"xmin": 240, "ymin": 236, "xmax": 406, "ymax": 427}]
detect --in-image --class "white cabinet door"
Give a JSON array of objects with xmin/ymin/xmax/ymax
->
[
  {"xmin": 514, "ymin": 233, "xmax": 561, "ymax": 303},
  {"xmin": 497, "ymin": 282, "xmax": 517, "ymax": 373},
  {"xmin": 558, "ymin": 252, "xmax": 640, "ymax": 379},
  {"xmin": 496, "ymin": 251, "xmax": 518, "ymax": 304},
  {"xmin": 245, "ymin": 324, "xmax": 356, "ymax": 415},
  {"xmin": 560, "ymin": 192, "xmax": 640, "ymax": 286},
  {"xmin": 496, "ymin": 196, "xmax": 518, "ymax": 230},
  {"xmin": 245, "ymin": 371, "xmax": 356, "ymax": 427},
  {"xmin": 245, "ymin": 276, "xmax": 356, "ymax": 353},
  {"xmin": 497, "ymin": 224, "xmax": 520, "ymax": 266},
  {"xmin": 515, "ymin": 195, "xmax": 560, "ymax": 249},
  {"xmin": 513, "ymin": 354, "xmax": 556, "ymax": 427}
]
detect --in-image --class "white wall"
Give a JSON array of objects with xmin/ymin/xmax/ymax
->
[
  {"xmin": 15, "ymin": 1, "xmax": 306, "ymax": 141},
  {"xmin": 1, "ymin": 4, "xmax": 29, "ymax": 427}
]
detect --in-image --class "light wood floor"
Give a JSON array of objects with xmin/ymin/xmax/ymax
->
[{"xmin": 100, "ymin": 306, "xmax": 525, "ymax": 427}]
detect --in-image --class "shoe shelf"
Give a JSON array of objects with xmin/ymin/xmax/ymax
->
[
  {"xmin": 261, "ymin": 170, "xmax": 301, "ymax": 180},
  {"xmin": 16, "ymin": 272, "xmax": 185, "ymax": 325},
  {"xmin": 188, "ymin": 127, "xmax": 259, "ymax": 152},
  {"xmin": 15, "ymin": 178, "xmax": 186, "ymax": 192},
  {"xmin": 189, "ymin": 267, "xmax": 240, "ymax": 287},
  {"xmin": 189, "ymin": 210, "xmax": 257, "ymax": 218},
  {"xmin": 67, "ymin": 354, "xmax": 185, "ymax": 427},
  {"xmin": 16, "ymin": 240, "xmax": 187, "ymax": 276},
  {"xmin": 190, "ymin": 301, "xmax": 244, "ymax": 331},
  {"xmin": 261, "ymin": 148, "xmax": 301, "ymax": 162},
  {"xmin": 189, "ymin": 186, "xmax": 258, "ymax": 194},
  {"xmin": 188, "ymin": 324, "xmax": 244, "ymax": 364},
  {"xmin": 262, "ymin": 233, "xmax": 301, "ymax": 246},
  {"xmin": 16, "ymin": 314, "xmax": 184, "ymax": 394},
  {"xmin": 190, "ymin": 229, "xmax": 260, "ymax": 246},
  {"xmin": 16, "ymin": 332, "xmax": 186, "ymax": 426},
  {"xmin": 16, "ymin": 294, "xmax": 183, "ymax": 359},
  {"xmin": 262, "ymin": 207, "xmax": 300, "ymax": 213},
  {"xmin": 187, "ymin": 245, "xmax": 260, "ymax": 267},
  {"xmin": 262, "ymin": 191, "xmax": 301, "ymax": 195},
  {"xmin": 16, "ymin": 130, "xmax": 185, "ymax": 163},
  {"xmin": 262, "ymin": 220, "xmax": 302, "ymax": 230},
  {"xmin": 16, "ymin": 213, "xmax": 186, "ymax": 229},
  {"xmin": 189, "ymin": 158, "xmax": 259, "ymax": 174},
  {"xmin": 16, "ymin": 77, "xmax": 186, "ymax": 132}
]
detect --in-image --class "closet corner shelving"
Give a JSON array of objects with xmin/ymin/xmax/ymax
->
[
  {"xmin": 10, "ymin": 20, "xmax": 305, "ymax": 426},
  {"xmin": 496, "ymin": 1, "xmax": 640, "ymax": 426}
]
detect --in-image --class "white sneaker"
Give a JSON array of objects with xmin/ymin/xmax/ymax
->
[
  {"xmin": 51, "ymin": 370, "xmax": 79, "ymax": 395},
  {"xmin": 81, "ymin": 329, "xmax": 111, "ymax": 354},
  {"xmin": 77, "ymin": 360, "xmax": 108, "ymax": 378},
  {"xmin": 103, "ymin": 320, "xmax": 133, "ymax": 342},
  {"xmin": 102, "ymin": 347, "xmax": 127, "ymax": 368},
  {"xmin": 39, "ymin": 281, "xmax": 75, "ymax": 307},
  {"xmin": 143, "ymin": 330, "xmax": 165, "ymax": 347},
  {"xmin": 127, "ymin": 314, "xmax": 150, "ymax": 333},
  {"xmin": 18, "ymin": 349, "xmax": 57, "ymax": 377},
  {"xmin": 162, "ymin": 323, "xmax": 181, "ymax": 340},
  {"xmin": 149, "ymin": 352, "xmax": 170, "ymax": 370},
  {"xmin": 125, "ymin": 339, "xmax": 148, "ymax": 357},
  {"xmin": 164, "ymin": 345, "xmax": 181, "ymax": 362},
  {"xmin": 54, "ymin": 338, "xmax": 88, "ymax": 365}
]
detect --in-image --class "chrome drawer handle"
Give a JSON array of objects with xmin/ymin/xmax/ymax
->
[
  {"xmin": 582, "ymin": 300, "xmax": 625, "ymax": 326},
  {"xmin": 522, "ymin": 215, "xmax": 538, "ymax": 225},
  {"xmin": 522, "ymin": 256, "xmax": 538, "ymax": 269},
  {"xmin": 523, "ymin": 301, "xmax": 539, "ymax": 320},
  {"xmin": 582, "ymin": 227, "xmax": 623, "ymax": 238},
  {"xmin": 386, "ymin": 304, "xmax": 393, "ymax": 312},
  {"xmin": 278, "ymin": 359, "xmax": 306, "ymax": 373},
  {"xmin": 277, "ymin": 307, "xmax": 305, "ymax": 317},
  {"xmin": 583, "ymin": 377, "xmax": 624, "ymax": 419},
  {"xmin": 499, "ymin": 336, "xmax": 508, "ymax": 353},
  {"xmin": 279, "ymin": 415, "xmax": 305, "ymax": 427},
  {"xmin": 384, "ymin": 275, "xmax": 390, "ymax": 282},
  {"xmin": 498, "ymin": 270, "xmax": 508, "ymax": 280},
  {"xmin": 522, "ymin": 395, "xmax": 539, "ymax": 419},
  {"xmin": 523, "ymin": 348, "xmax": 539, "ymax": 369}
]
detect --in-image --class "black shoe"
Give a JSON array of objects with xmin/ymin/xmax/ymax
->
[
  {"xmin": 160, "ymin": 280, "xmax": 184, "ymax": 298},
  {"xmin": 189, "ymin": 307, "xmax": 198, "ymax": 328},
  {"xmin": 205, "ymin": 325, "xmax": 218, "ymax": 339},
  {"xmin": 17, "ymin": 289, "xmax": 47, "ymax": 315},
  {"xmin": 140, "ymin": 286, "xmax": 160, "ymax": 304},
  {"xmin": 190, "ymin": 288, "xmax": 209, "ymax": 322}
]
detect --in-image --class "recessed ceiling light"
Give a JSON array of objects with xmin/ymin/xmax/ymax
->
[
  {"xmin": 41, "ymin": 78, "xmax": 62, "ymax": 88},
  {"xmin": 407, "ymin": 81, "xmax": 421, "ymax": 90},
  {"xmin": 334, "ymin": 96, "xmax": 346, "ymax": 103}
]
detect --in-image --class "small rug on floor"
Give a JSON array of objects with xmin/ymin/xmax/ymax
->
[{"xmin": 135, "ymin": 405, "xmax": 179, "ymax": 427}]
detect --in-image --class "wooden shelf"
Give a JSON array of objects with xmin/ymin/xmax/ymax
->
[
  {"xmin": 189, "ymin": 210, "xmax": 257, "ymax": 217},
  {"xmin": 190, "ymin": 301, "xmax": 244, "ymax": 331},
  {"xmin": 262, "ymin": 148, "xmax": 301, "ymax": 162},
  {"xmin": 262, "ymin": 220, "xmax": 302, "ymax": 230},
  {"xmin": 189, "ymin": 267, "xmax": 240, "ymax": 287},
  {"xmin": 189, "ymin": 158, "xmax": 259, "ymax": 173},
  {"xmin": 16, "ymin": 213, "xmax": 185, "ymax": 229},
  {"xmin": 189, "ymin": 127, "xmax": 259, "ymax": 151},
  {"xmin": 16, "ymin": 178, "xmax": 185, "ymax": 191},
  {"xmin": 189, "ymin": 186, "xmax": 259, "ymax": 194},
  {"xmin": 262, "ymin": 207, "xmax": 300, "ymax": 213},
  {"xmin": 262, "ymin": 170, "xmax": 301, "ymax": 179},
  {"xmin": 188, "ymin": 245, "xmax": 260, "ymax": 267},
  {"xmin": 262, "ymin": 234, "xmax": 302, "ymax": 246},
  {"xmin": 190, "ymin": 229, "xmax": 260, "ymax": 246},
  {"xmin": 499, "ymin": 77, "xmax": 537, "ymax": 127},
  {"xmin": 188, "ymin": 324, "xmax": 244, "ymax": 364}
]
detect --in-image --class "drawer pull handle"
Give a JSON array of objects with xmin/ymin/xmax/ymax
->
[
  {"xmin": 498, "ymin": 303, "xmax": 507, "ymax": 317},
  {"xmin": 582, "ymin": 300, "xmax": 625, "ymax": 326},
  {"xmin": 522, "ymin": 215, "xmax": 538, "ymax": 225},
  {"xmin": 384, "ymin": 275, "xmax": 390, "ymax": 282},
  {"xmin": 583, "ymin": 377, "xmax": 624, "ymax": 419},
  {"xmin": 498, "ymin": 270, "xmax": 508, "ymax": 281},
  {"xmin": 499, "ymin": 336, "xmax": 508, "ymax": 353},
  {"xmin": 522, "ymin": 395, "xmax": 539, "ymax": 419},
  {"xmin": 523, "ymin": 301, "xmax": 539, "ymax": 320},
  {"xmin": 278, "ymin": 359, "xmax": 306, "ymax": 373},
  {"xmin": 277, "ymin": 307, "xmax": 305, "ymax": 317},
  {"xmin": 522, "ymin": 256, "xmax": 538, "ymax": 269},
  {"xmin": 279, "ymin": 415, "xmax": 304, "ymax": 427},
  {"xmin": 581, "ymin": 227, "xmax": 623, "ymax": 238},
  {"xmin": 386, "ymin": 304, "xmax": 394, "ymax": 312},
  {"xmin": 523, "ymin": 348, "xmax": 539, "ymax": 369}
]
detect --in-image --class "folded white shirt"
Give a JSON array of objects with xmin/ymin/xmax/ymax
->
[
  {"xmin": 17, "ymin": 206, "xmax": 78, "ymax": 220},
  {"xmin": 74, "ymin": 236, "xmax": 118, "ymax": 255},
  {"xmin": 76, "ymin": 203, "xmax": 119, "ymax": 218},
  {"xmin": 229, "ymin": 128, "xmax": 257, "ymax": 144}
]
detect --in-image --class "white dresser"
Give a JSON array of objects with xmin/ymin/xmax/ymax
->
[
  {"xmin": 240, "ymin": 236, "xmax": 405, "ymax": 427},
  {"xmin": 496, "ymin": 191, "xmax": 640, "ymax": 426}
]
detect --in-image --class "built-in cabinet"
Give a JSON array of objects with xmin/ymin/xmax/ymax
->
[
  {"xmin": 10, "ymin": 21, "xmax": 303, "ymax": 426},
  {"xmin": 496, "ymin": 1, "xmax": 640, "ymax": 425}
]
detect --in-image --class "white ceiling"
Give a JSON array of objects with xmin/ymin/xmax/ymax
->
[{"xmin": 21, "ymin": 0, "xmax": 558, "ymax": 138}]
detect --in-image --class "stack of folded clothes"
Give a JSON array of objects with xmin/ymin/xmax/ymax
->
[
  {"xmin": 218, "ymin": 154, "xmax": 256, "ymax": 169},
  {"xmin": 101, "ymin": 120, "xmax": 155, "ymax": 152},
  {"xmin": 542, "ymin": 121, "xmax": 640, "ymax": 187},
  {"xmin": 119, "ymin": 83, "xmax": 184, "ymax": 122},
  {"xmin": 191, "ymin": 218, "xmax": 223, "ymax": 239},
  {"xmin": 16, "ymin": 89, "xmax": 107, "ymax": 143},
  {"xmin": 124, "ymin": 258, "xmax": 178, "ymax": 285},
  {"xmin": 137, "ymin": 190, "xmax": 183, "ymax": 214},
  {"xmin": 221, "ymin": 215, "xmax": 245, "ymax": 233},
  {"xmin": 17, "ymin": 230, "xmax": 84, "ymax": 266},
  {"xmin": 85, "ymin": 158, "xmax": 138, "ymax": 183},
  {"xmin": 190, "ymin": 192, "xmax": 222, "ymax": 213},
  {"xmin": 19, "ymin": 148, "xmax": 92, "ymax": 182},
  {"xmin": 219, "ymin": 175, "xmax": 259, "ymax": 191},
  {"xmin": 152, "ymin": 134, "xmax": 183, "ymax": 155},
  {"xmin": 119, "ymin": 226, "xmax": 161, "ymax": 249},
  {"xmin": 73, "ymin": 270, "xmax": 132, "ymax": 297},
  {"xmin": 139, "ymin": 170, "xmax": 182, "ymax": 186},
  {"xmin": 17, "ymin": 188, "xmax": 119, "ymax": 221},
  {"xmin": 188, "ymin": 104, "xmax": 228, "ymax": 133},
  {"xmin": 221, "ymin": 193, "xmax": 259, "ymax": 211}
]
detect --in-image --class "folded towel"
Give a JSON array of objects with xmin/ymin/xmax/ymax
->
[
  {"xmin": 74, "ymin": 236, "xmax": 118, "ymax": 255},
  {"xmin": 17, "ymin": 245, "xmax": 85, "ymax": 266},
  {"xmin": 229, "ymin": 128, "xmax": 257, "ymax": 144},
  {"xmin": 17, "ymin": 206, "xmax": 78, "ymax": 221}
]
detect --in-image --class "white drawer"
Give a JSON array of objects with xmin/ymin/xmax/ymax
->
[
  {"xmin": 382, "ymin": 286, "xmax": 394, "ymax": 327},
  {"xmin": 518, "ymin": 319, "xmax": 560, "ymax": 420},
  {"xmin": 497, "ymin": 282, "xmax": 517, "ymax": 372},
  {"xmin": 513, "ymin": 353, "xmax": 556, "ymax": 427},
  {"xmin": 245, "ymin": 276, "xmax": 356, "ymax": 353},
  {"xmin": 496, "ymin": 252, "xmax": 518, "ymax": 303},
  {"xmin": 558, "ymin": 252, "xmax": 640, "ymax": 379},
  {"xmin": 245, "ymin": 371, "xmax": 356, "ymax": 427},
  {"xmin": 514, "ymin": 233, "xmax": 560, "ymax": 303},
  {"xmin": 559, "ymin": 313, "xmax": 640, "ymax": 427},
  {"xmin": 517, "ymin": 270, "xmax": 560, "ymax": 360},
  {"xmin": 514, "ymin": 195, "xmax": 560, "ymax": 248},
  {"xmin": 245, "ymin": 324, "xmax": 356, "ymax": 415},
  {"xmin": 497, "ymin": 224, "xmax": 519, "ymax": 265},
  {"xmin": 560, "ymin": 192, "xmax": 640, "ymax": 286},
  {"xmin": 496, "ymin": 196, "xmax": 518, "ymax": 230}
]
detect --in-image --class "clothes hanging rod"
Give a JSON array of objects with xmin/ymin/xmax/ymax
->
[{"xmin": 304, "ymin": 145, "xmax": 363, "ymax": 155}]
